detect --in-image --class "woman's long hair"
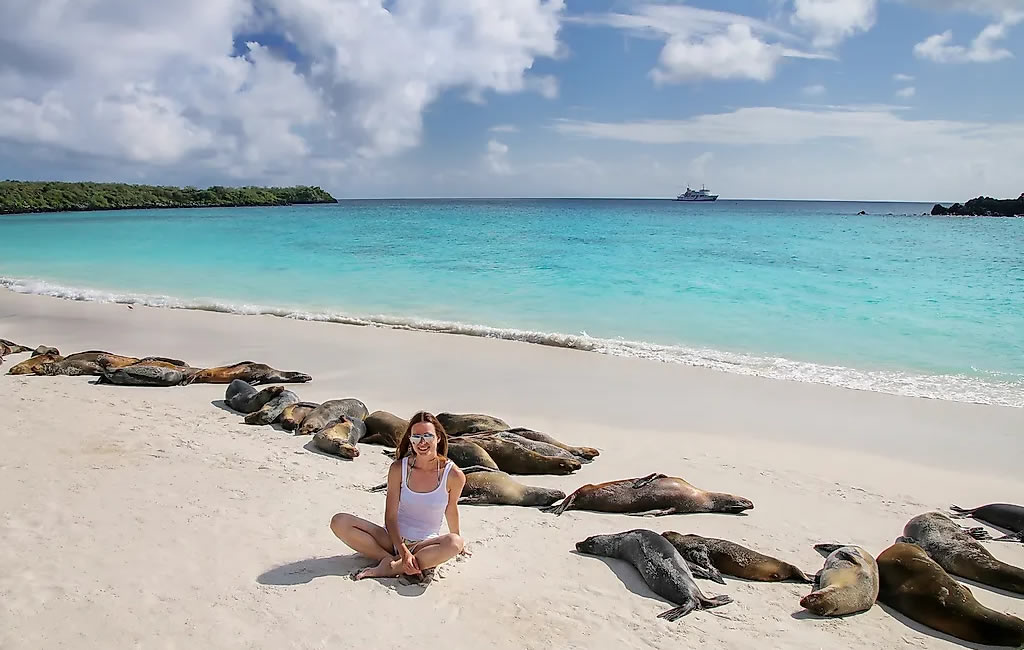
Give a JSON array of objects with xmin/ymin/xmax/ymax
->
[{"xmin": 395, "ymin": 411, "xmax": 449, "ymax": 463}]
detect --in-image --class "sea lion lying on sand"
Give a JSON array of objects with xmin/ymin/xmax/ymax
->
[
  {"xmin": 297, "ymin": 399, "xmax": 370, "ymax": 436},
  {"xmin": 7, "ymin": 352, "xmax": 64, "ymax": 375},
  {"xmin": 800, "ymin": 544, "xmax": 878, "ymax": 617},
  {"xmin": 458, "ymin": 467, "xmax": 565, "ymax": 507},
  {"xmin": 501, "ymin": 427, "xmax": 599, "ymax": 461},
  {"xmin": 446, "ymin": 438, "xmax": 500, "ymax": 470},
  {"xmin": 280, "ymin": 402, "xmax": 320, "ymax": 432},
  {"xmin": 877, "ymin": 542, "xmax": 1024, "ymax": 647},
  {"xmin": 436, "ymin": 412, "xmax": 509, "ymax": 435},
  {"xmin": 456, "ymin": 433, "xmax": 580, "ymax": 475},
  {"xmin": 244, "ymin": 390, "xmax": 300, "ymax": 425},
  {"xmin": 224, "ymin": 380, "xmax": 285, "ymax": 413},
  {"xmin": 900, "ymin": 512, "xmax": 1024, "ymax": 594},
  {"xmin": 100, "ymin": 364, "xmax": 194, "ymax": 387},
  {"xmin": 575, "ymin": 529, "xmax": 732, "ymax": 621},
  {"xmin": 362, "ymin": 411, "xmax": 408, "ymax": 447},
  {"xmin": 951, "ymin": 503, "xmax": 1024, "ymax": 543},
  {"xmin": 186, "ymin": 362, "xmax": 311, "ymax": 385},
  {"xmin": 460, "ymin": 431, "xmax": 578, "ymax": 462},
  {"xmin": 0, "ymin": 339, "xmax": 34, "ymax": 354},
  {"xmin": 543, "ymin": 473, "xmax": 753, "ymax": 516},
  {"xmin": 312, "ymin": 415, "xmax": 367, "ymax": 459},
  {"xmin": 662, "ymin": 533, "xmax": 812, "ymax": 584}
]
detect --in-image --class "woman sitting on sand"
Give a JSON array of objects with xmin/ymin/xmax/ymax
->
[{"xmin": 331, "ymin": 411, "xmax": 466, "ymax": 581}]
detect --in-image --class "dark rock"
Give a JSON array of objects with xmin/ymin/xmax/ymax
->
[{"xmin": 932, "ymin": 195, "xmax": 1024, "ymax": 217}]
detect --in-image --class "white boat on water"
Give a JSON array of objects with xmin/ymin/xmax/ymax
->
[{"xmin": 675, "ymin": 185, "xmax": 719, "ymax": 201}]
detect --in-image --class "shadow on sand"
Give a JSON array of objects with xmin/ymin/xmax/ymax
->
[{"xmin": 257, "ymin": 555, "xmax": 430, "ymax": 597}]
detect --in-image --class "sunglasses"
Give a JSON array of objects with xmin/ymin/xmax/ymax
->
[{"xmin": 409, "ymin": 432, "xmax": 436, "ymax": 442}]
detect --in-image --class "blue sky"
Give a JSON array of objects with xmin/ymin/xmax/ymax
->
[{"xmin": 0, "ymin": 0, "xmax": 1021, "ymax": 201}]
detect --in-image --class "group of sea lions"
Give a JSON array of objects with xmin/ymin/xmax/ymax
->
[{"xmin": 1, "ymin": 338, "xmax": 312, "ymax": 385}]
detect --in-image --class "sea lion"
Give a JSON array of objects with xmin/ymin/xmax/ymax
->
[
  {"xmin": 661, "ymin": 532, "xmax": 813, "ymax": 584},
  {"xmin": 575, "ymin": 529, "xmax": 732, "ymax": 621},
  {"xmin": 186, "ymin": 362, "xmax": 311, "ymax": 385},
  {"xmin": 0, "ymin": 339, "xmax": 33, "ymax": 354},
  {"xmin": 35, "ymin": 352, "xmax": 188, "ymax": 377},
  {"xmin": 458, "ymin": 467, "xmax": 565, "ymax": 507},
  {"xmin": 951, "ymin": 503, "xmax": 1024, "ymax": 542},
  {"xmin": 100, "ymin": 364, "xmax": 192, "ymax": 387},
  {"xmin": 297, "ymin": 399, "xmax": 370, "ymax": 436},
  {"xmin": 503, "ymin": 427, "xmax": 599, "ymax": 461},
  {"xmin": 459, "ymin": 434, "xmax": 580, "ymax": 475},
  {"xmin": 799, "ymin": 544, "xmax": 878, "ymax": 617},
  {"xmin": 436, "ymin": 412, "xmax": 509, "ymax": 435},
  {"xmin": 446, "ymin": 438, "xmax": 500, "ymax": 470},
  {"xmin": 7, "ymin": 352, "xmax": 63, "ymax": 374},
  {"xmin": 900, "ymin": 512, "xmax": 1024, "ymax": 594},
  {"xmin": 877, "ymin": 542, "xmax": 1024, "ymax": 647},
  {"xmin": 461, "ymin": 431, "xmax": 578, "ymax": 462},
  {"xmin": 361, "ymin": 411, "xmax": 408, "ymax": 447},
  {"xmin": 224, "ymin": 380, "xmax": 285, "ymax": 413},
  {"xmin": 244, "ymin": 390, "xmax": 300, "ymax": 425},
  {"xmin": 543, "ymin": 473, "xmax": 753, "ymax": 516},
  {"xmin": 312, "ymin": 415, "xmax": 367, "ymax": 459},
  {"xmin": 32, "ymin": 345, "xmax": 59, "ymax": 356},
  {"xmin": 280, "ymin": 402, "xmax": 320, "ymax": 432}
]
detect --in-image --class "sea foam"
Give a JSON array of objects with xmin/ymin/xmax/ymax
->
[{"xmin": 2, "ymin": 276, "xmax": 1021, "ymax": 408}]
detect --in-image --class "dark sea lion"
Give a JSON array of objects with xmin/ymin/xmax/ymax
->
[
  {"xmin": 100, "ymin": 365, "xmax": 192, "ymax": 387},
  {"xmin": 32, "ymin": 345, "xmax": 60, "ymax": 356},
  {"xmin": 543, "ymin": 473, "xmax": 753, "ymax": 516},
  {"xmin": 297, "ymin": 399, "xmax": 370, "ymax": 436},
  {"xmin": 245, "ymin": 390, "xmax": 300, "ymax": 425},
  {"xmin": 7, "ymin": 352, "xmax": 64, "ymax": 375},
  {"xmin": 878, "ymin": 542, "xmax": 1024, "ymax": 647},
  {"xmin": 461, "ymin": 431, "xmax": 578, "ymax": 462},
  {"xmin": 0, "ymin": 339, "xmax": 34, "ymax": 354},
  {"xmin": 575, "ymin": 529, "xmax": 732, "ymax": 621},
  {"xmin": 312, "ymin": 415, "xmax": 367, "ymax": 459},
  {"xmin": 224, "ymin": 380, "xmax": 285, "ymax": 413},
  {"xmin": 361, "ymin": 411, "xmax": 408, "ymax": 447},
  {"xmin": 458, "ymin": 467, "xmax": 565, "ymax": 507},
  {"xmin": 661, "ymin": 532, "xmax": 812, "ymax": 584},
  {"xmin": 187, "ymin": 362, "xmax": 312, "ymax": 385},
  {"xmin": 951, "ymin": 503, "xmax": 1024, "ymax": 542},
  {"xmin": 503, "ymin": 427, "xmax": 599, "ymax": 460},
  {"xmin": 446, "ymin": 438, "xmax": 500, "ymax": 470},
  {"xmin": 436, "ymin": 412, "xmax": 510, "ymax": 435},
  {"xmin": 900, "ymin": 512, "xmax": 1024, "ymax": 594},
  {"xmin": 280, "ymin": 402, "xmax": 320, "ymax": 432},
  {"xmin": 800, "ymin": 544, "xmax": 878, "ymax": 617},
  {"xmin": 460, "ymin": 434, "xmax": 580, "ymax": 475}
]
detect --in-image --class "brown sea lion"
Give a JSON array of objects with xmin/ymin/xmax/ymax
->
[
  {"xmin": 900, "ymin": 512, "xmax": 1024, "ymax": 594},
  {"xmin": 244, "ymin": 390, "xmax": 300, "ymax": 425},
  {"xmin": 312, "ymin": 415, "xmax": 367, "ymax": 459},
  {"xmin": 543, "ymin": 473, "xmax": 753, "ymax": 516},
  {"xmin": 361, "ymin": 411, "xmax": 408, "ymax": 446},
  {"xmin": 280, "ymin": 402, "xmax": 320, "ymax": 432},
  {"xmin": 7, "ymin": 352, "xmax": 63, "ymax": 375},
  {"xmin": 297, "ymin": 399, "xmax": 370, "ymax": 436},
  {"xmin": 461, "ymin": 431, "xmax": 578, "ymax": 462},
  {"xmin": 459, "ymin": 434, "xmax": 580, "ymax": 475},
  {"xmin": 951, "ymin": 503, "xmax": 1024, "ymax": 543},
  {"xmin": 186, "ymin": 362, "xmax": 311, "ymax": 385},
  {"xmin": 446, "ymin": 438, "xmax": 500, "ymax": 470},
  {"xmin": 436, "ymin": 412, "xmax": 509, "ymax": 435},
  {"xmin": 100, "ymin": 364, "xmax": 193, "ymax": 387},
  {"xmin": 503, "ymin": 427, "xmax": 599, "ymax": 460},
  {"xmin": 800, "ymin": 544, "xmax": 878, "ymax": 617},
  {"xmin": 458, "ymin": 467, "xmax": 566, "ymax": 507},
  {"xmin": 224, "ymin": 379, "xmax": 285, "ymax": 413},
  {"xmin": 661, "ymin": 532, "xmax": 812, "ymax": 584},
  {"xmin": 575, "ymin": 529, "xmax": 732, "ymax": 621},
  {"xmin": 877, "ymin": 542, "xmax": 1024, "ymax": 647}
]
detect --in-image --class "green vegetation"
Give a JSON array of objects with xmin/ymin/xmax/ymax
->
[
  {"xmin": 0, "ymin": 180, "xmax": 337, "ymax": 214},
  {"xmin": 932, "ymin": 193, "xmax": 1024, "ymax": 217}
]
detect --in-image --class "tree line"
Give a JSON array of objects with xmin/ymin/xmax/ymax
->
[{"xmin": 0, "ymin": 181, "xmax": 337, "ymax": 214}]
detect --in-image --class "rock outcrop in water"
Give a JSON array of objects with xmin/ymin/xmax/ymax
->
[{"xmin": 931, "ymin": 194, "xmax": 1024, "ymax": 217}]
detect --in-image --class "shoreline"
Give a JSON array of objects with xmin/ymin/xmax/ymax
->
[
  {"xmin": 2, "ymin": 279, "xmax": 1020, "ymax": 409},
  {"xmin": 1, "ymin": 289, "xmax": 1022, "ymax": 649}
]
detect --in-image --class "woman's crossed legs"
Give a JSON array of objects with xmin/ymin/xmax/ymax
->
[{"xmin": 330, "ymin": 513, "xmax": 463, "ymax": 581}]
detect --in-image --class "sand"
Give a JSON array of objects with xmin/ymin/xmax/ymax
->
[{"xmin": 1, "ymin": 288, "xmax": 1022, "ymax": 649}]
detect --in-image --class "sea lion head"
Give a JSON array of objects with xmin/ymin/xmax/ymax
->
[
  {"xmin": 553, "ymin": 458, "xmax": 582, "ymax": 475},
  {"xmin": 283, "ymin": 371, "xmax": 312, "ymax": 383},
  {"xmin": 713, "ymin": 493, "xmax": 754, "ymax": 514},
  {"xmin": 575, "ymin": 533, "xmax": 619, "ymax": 556},
  {"xmin": 524, "ymin": 487, "xmax": 567, "ymax": 507}
]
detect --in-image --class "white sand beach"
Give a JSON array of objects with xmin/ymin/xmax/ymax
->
[{"xmin": 1, "ymin": 289, "xmax": 1022, "ymax": 650}]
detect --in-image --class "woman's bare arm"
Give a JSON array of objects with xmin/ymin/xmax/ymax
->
[
  {"xmin": 383, "ymin": 461, "xmax": 405, "ymax": 555},
  {"xmin": 444, "ymin": 466, "xmax": 466, "ymax": 537}
]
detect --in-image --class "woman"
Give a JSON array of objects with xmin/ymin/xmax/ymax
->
[{"xmin": 331, "ymin": 411, "xmax": 467, "ymax": 581}]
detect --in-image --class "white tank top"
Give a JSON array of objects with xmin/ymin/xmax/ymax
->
[{"xmin": 396, "ymin": 456, "xmax": 454, "ymax": 541}]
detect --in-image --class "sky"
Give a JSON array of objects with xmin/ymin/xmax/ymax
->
[{"xmin": 0, "ymin": 0, "xmax": 1022, "ymax": 201}]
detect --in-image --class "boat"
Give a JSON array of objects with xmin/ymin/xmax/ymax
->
[{"xmin": 675, "ymin": 185, "xmax": 719, "ymax": 201}]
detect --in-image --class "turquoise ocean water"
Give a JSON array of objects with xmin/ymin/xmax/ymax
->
[{"xmin": 1, "ymin": 199, "xmax": 1021, "ymax": 406}]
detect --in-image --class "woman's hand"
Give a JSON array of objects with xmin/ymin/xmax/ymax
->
[{"xmin": 399, "ymin": 546, "xmax": 421, "ymax": 575}]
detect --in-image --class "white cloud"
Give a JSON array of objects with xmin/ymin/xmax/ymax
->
[
  {"xmin": 489, "ymin": 124, "xmax": 520, "ymax": 133},
  {"xmin": 803, "ymin": 84, "xmax": 827, "ymax": 96},
  {"xmin": 902, "ymin": 0, "xmax": 1024, "ymax": 16},
  {"xmin": 914, "ymin": 13, "xmax": 1023, "ymax": 63},
  {"xmin": 893, "ymin": 73, "xmax": 915, "ymax": 81},
  {"xmin": 896, "ymin": 86, "xmax": 916, "ymax": 98},
  {"xmin": 485, "ymin": 139, "xmax": 511, "ymax": 174},
  {"xmin": 0, "ymin": 0, "xmax": 565, "ymax": 182},
  {"xmin": 792, "ymin": 0, "xmax": 878, "ymax": 48}
]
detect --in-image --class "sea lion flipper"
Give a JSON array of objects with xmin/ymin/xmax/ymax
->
[
  {"xmin": 685, "ymin": 559, "xmax": 725, "ymax": 585},
  {"xmin": 540, "ymin": 492, "xmax": 576, "ymax": 516},
  {"xmin": 656, "ymin": 602, "xmax": 696, "ymax": 622},
  {"xmin": 367, "ymin": 483, "xmax": 387, "ymax": 493},
  {"xmin": 812, "ymin": 543, "xmax": 845, "ymax": 557},
  {"xmin": 628, "ymin": 508, "xmax": 676, "ymax": 517},
  {"xmin": 895, "ymin": 535, "xmax": 916, "ymax": 545},
  {"xmin": 949, "ymin": 504, "xmax": 973, "ymax": 518},
  {"xmin": 964, "ymin": 526, "xmax": 992, "ymax": 540},
  {"xmin": 991, "ymin": 532, "xmax": 1024, "ymax": 543},
  {"xmin": 632, "ymin": 473, "xmax": 667, "ymax": 489}
]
